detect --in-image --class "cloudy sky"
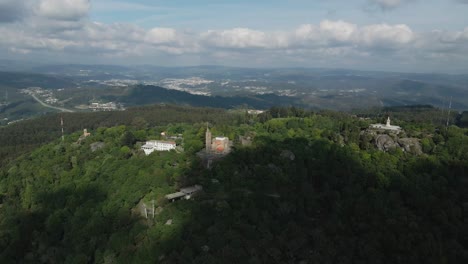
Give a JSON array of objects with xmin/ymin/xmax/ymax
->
[{"xmin": 1, "ymin": 0, "xmax": 468, "ymax": 72}]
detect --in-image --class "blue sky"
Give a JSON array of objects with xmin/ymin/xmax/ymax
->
[
  {"xmin": 89, "ymin": 0, "xmax": 468, "ymax": 31},
  {"xmin": 0, "ymin": 0, "xmax": 468, "ymax": 72}
]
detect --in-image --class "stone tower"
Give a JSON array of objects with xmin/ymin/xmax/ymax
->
[
  {"xmin": 205, "ymin": 126, "xmax": 212, "ymax": 153},
  {"xmin": 386, "ymin": 117, "xmax": 391, "ymax": 127}
]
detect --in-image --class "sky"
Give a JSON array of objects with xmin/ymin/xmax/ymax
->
[{"xmin": 0, "ymin": 0, "xmax": 468, "ymax": 73}]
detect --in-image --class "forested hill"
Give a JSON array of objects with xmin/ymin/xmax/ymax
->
[
  {"xmin": 108, "ymin": 85, "xmax": 300, "ymax": 109},
  {"xmin": 458, "ymin": 111, "xmax": 468, "ymax": 128},
  {"xmin": 0, "ymin": 106, "xmax": 467, "ymax": 263},
  {"xmin": 0, "ymin": 71, "xmax": 76, "ymax": 89},
  {"xmin": 0, "ymin": 105, "xmax": 236, "ymax": 167}
]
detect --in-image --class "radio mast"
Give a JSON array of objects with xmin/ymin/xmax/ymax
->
[
  {"xmin": 446, "ymin": 97, "xmax": 452, "ymax": 130},
  {"xmin": 61, "ymin": 115, "xmax": 64, "ymax": 141}
]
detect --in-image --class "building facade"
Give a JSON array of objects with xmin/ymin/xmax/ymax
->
[
  {"xmin": 141, "ymin": 140, "xmax": 176, "ymax": 155},
  {"xmin": 205, "ymin": 128, "xmax": 231, "ymax": 154}
]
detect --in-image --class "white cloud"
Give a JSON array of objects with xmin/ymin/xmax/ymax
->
[
  {"xmin": 319, "ymin": 20, "xmax": 357, "ymax": 42},
  {"xmin": 357, "ymin": 24, "xmax": 413, "ymax": 46},
  {"xmin": 202, "ymin": 28, "xmax": 270, "ymax": 48},
  {"xmin": 145, "ymin": 28, "xmax": 178, "ymax": 44},
  {"xmin": 295, "ymin": 24, "xmax": 318, "ymax": 40},
  {"xmin": 0, "ymin": 15, "xmax": 467, "ymax": 71},
  {"xmin": 0, "ymin": 20, "xmax": 424, "ymax": 56},
  {"xmin": 37, "ymin": 0, "xmax": 90, "ymax": 21},
  {"xmin": 414, "ymin": 27, "xmax": 468, "ymax": 57}
]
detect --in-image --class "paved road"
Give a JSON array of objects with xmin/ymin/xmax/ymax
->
[{"xmin": 31, "ymin": 94, "xmax": 75, "ymax": 113}]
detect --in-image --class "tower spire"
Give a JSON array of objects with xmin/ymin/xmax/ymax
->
[{"xmin": 205, "ymin": 123, "xmax": 211, "ymax": 153}]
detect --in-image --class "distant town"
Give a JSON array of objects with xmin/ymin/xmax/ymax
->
[{"xmin": 20, "ymin": 87, "xmax": 125, "ymax": 112}]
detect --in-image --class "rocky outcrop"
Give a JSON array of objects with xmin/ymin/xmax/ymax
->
[
  {"xmin": 375, "ymin": 135, "xmax": 399, "ymax": 152},
  {"xmin": 361, "ymin": 127, "xmax": 422, "ymax": 155},
  {"xmin": 398, "ymin": 138, "xmax": 422, "ymax": 155},
  {"xmin": 90, "ymin": 142, "xmax": 105, "ymax": 152},
  {"xmin": 280, "ymin": 150, "xmax": 295, "ymax": 161},
  {"xmin": 373, "ymin": 134, "xmax": 422, "ymax": 154}
]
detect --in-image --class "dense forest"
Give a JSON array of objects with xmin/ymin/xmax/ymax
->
[
  {"xmin": 107, "ymin": 85, "xmax": 300, "ymax": 109},
  {"xmin": 0, "ymin": 105, "xmax": 235, "ymax": 166},
  {"xmin": 457, "ymin": 111, "xmax": 468, "ymax": 128},
  {"xmin": 0, "ymin": 105, "xmax": 467, "ymax": 263}
]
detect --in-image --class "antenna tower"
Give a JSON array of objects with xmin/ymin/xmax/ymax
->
[
  {"xmin": 61, "ymin": 115, "xmax": 64, "ymax": 141},
  {"xmin": 439, "ymin": 97, "xmax": 446, "ymax": 126},
  {"xmin": 446, "ymin": 97, "xmax": 452, "ymax": 130},
  {"xmin": 152, "ymin": 200, "xmax": 155, "ymax": 219}
]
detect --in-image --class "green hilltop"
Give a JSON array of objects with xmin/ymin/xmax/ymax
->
[{"xmin": 0, "ymin": 105, "xmax": 467, "ymax": 263}]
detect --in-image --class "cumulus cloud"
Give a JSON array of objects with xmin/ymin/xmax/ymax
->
[
  {"xmin": 206, "ymin": 20, "xmax": 413, "ymax": 51},
  {"xmin": 202, "ymin": 28, "xmax": 272, "ymax": 48},
  {"xmin": 319, "ymin": 20, "xmax": 357, "ymax": 42},
  {"xmin": 415, "ymin": 28, "xmax": 468, "ymax": 56},
  {"xmin": 0, "ymin": 19, "xmax": 434, "ymax": 57},
  {"xmin": 37, "ymin": 0, "xmax": 90, "ymax": 21},
  {"xmin": 0, "ymin": 14, "xmax": 467, "ymax": 71},
  {"xmin": 146, "ymin": 28, "xmax": 178, "ymax": 44},
  {"xmin": 358, "ymin": 24, "xmax": 413, "ymax": 46}
]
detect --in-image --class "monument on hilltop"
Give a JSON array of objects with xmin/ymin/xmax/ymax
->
[{"xmin": 370, "ymin": 116, "xmax": 402, "ymax": 133}]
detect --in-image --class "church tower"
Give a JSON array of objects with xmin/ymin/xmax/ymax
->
[{"xmin": 205, "ymin": 126, "xmax": 212, "ymax": 153}]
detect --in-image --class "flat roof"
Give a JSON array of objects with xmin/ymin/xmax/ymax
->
[
  {"xmin": 147, "ymin": 140, "xmax": 176, "ymax": 145},
  {"xmin": 180, "ymin": 185, "xmax": 203, "ymax": 194},
  {"xmin": 165, "ymin": 192, "xmax": 185, "ymax": 200}
]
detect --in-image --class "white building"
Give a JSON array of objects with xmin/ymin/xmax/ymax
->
[
  {"xmin": 141, "ymin": 140, "xmax": 176, "ymax": 155},
  {"xmin": 165, "ymin": 185, "xmax": 203, "ymax": 201},
  {"xmin": 370, "ymin": 117, "xmax": 402, "ymax": 132},
  {"xmin": 89, "ymin": 102, "xmax": 118, "ymax": 111},
  {"xmin": 248, "ymin": 109, "xmax": 264, "ymax": 115}
]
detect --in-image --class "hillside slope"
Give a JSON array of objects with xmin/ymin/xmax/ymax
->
[{"xmin": 1, "ymin": 109, "xmax": 467, "ymax": 263}]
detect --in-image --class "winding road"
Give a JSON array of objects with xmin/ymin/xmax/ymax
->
[{"xmin": 31, "ymin": 94, "xmax": 75, "ymax": 113}]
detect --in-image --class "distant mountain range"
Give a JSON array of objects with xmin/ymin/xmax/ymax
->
[
  {"xmin": 110, "ymin": 85, "xmax": 300, "ymax": 109},
  {"xmin": 0, "ymin": 61, "xmax": 466, "ymax": 123},
  {"xmin": 0, "ymin": 71, "xmax": 76, "ymax": 89}
]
